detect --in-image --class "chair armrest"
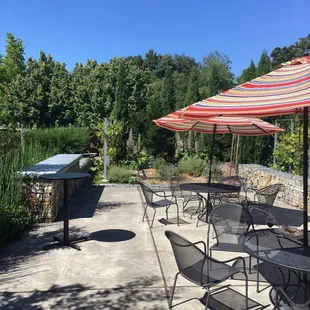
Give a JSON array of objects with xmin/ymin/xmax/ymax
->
[
  {"xmin": 193, "ymin": 240, "xmax": 207, "ymax": 254},
  {"xmin": 220, "ymin": 256, "xmax": 247, "ymax": 274},
  {"xmin": 152, "ymin": 190, "xmax": 168, "ymax": 198},
  {"xmin": 156, "ymin": 192, "xmax": 178, "ymax": 204}
]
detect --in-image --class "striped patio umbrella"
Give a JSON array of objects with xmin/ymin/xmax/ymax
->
[
  {"xmin": 176, "ymin": 56, "xmax": 310, "ymax": 245},
  {"xmin": 154, "ymin": 112, "xmax": 283, "ymax": 187},
  {"xmin": 180, "ymin": 56, "xmax": 310, "ymax": 119},
  {"xmin": 154, "ymin": 112, "xmax": 283, "ymax": 136}
]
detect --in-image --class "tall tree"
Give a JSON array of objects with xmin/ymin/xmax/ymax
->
[
  {"xmin": 3, "ymin": 33, "xmax": 26, "ymax": 81},
  {"xmin": 199, "ymin": 52, "xmax": 235, "ymax": 161},
  {"xmin": 112, "ymin": 59, "xmax": 129, "ymax": 120},
  {"xmin": 49, "ymin": 62, "xmax": 73, "ymax": 125},
  {"xmin": 256, "ymin": 50, "xmax": 271, "ymax": 76},
  {"xmin": 237, "ymin": 60, "xmax": 256, "ymax": 84}
]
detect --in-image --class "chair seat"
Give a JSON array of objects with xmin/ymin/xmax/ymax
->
[
  {"xmin": 151, "ymin": 199, "xmax": 174, "ymax": 208},
  {"xmin": 210, "ymin": 242, "xmax": 245, "ymax": 253},
  {"xmin": 181, "ymin": 259, "xmax": 240, "ymax": 286}
]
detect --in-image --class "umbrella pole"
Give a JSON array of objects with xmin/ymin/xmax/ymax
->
[
  {"xmin": 229, "ymin": 135, "xmax": 235, "ymax": 176},
  {"xmin": 303, "ymin": 107, "xmax": 308, "ymax": 246},
  {"xmin": 208, "ymin": 124, "xmax": 217, "ymax": 186}
]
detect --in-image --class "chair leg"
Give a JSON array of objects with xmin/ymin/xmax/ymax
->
[
  {"xmin": 142, "ymin": 204, "xmax": 148, "ymax": 222},
  {"xmin": 169, "ymin": 272, "xmax": 179, "ymax": 309},
  {"xmin": 151, "ymin": 209, "xmax": 156, "ymax": 228},
  {"xmin": 176, "ymin": 204, "xmax": 179, "ymax": 226},
  {"xmin": 249, "ymin": 255, "xmax": 252, "ymax": 274},
  {"xmin": 204, "ymin": 287, "xmax": 210, "ymax": 310},
  {"xmin": 256, "ymin": 258, "xmax": 260, "ymax": 293},
  {"xmin": 244, "ymin": 271, "xmax": 249, "ymax": 310},
  {"xmin": 166, "ymin": 205, "xmax": 171, "ymax": 220}
]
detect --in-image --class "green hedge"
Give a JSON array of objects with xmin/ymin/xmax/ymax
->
[{"xmin": 25, "ymin": 127, "xmax": 91, "ymax": 154}]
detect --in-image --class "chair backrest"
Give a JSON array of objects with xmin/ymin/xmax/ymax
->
[
  {"xmin": 165, "ymin": 230, "xmax": 205, "ymax": 275},
  {"xmin": 209, "ymin": 203, "xmax": 253, "ymax": 246},
  {"xmin": 169, "ymin": 176, "xmax": 182, "ymax": 197},
  {"xmin": 220, "ymin": 176, "xmax": 247, "ymax": 192},
  {"xmin": 138, "ymin": 182, "xmax": 154, "ymax": 205},
  {"xmin": 257, "ymin": 183, "xmax": 282, "ymax": 205}
]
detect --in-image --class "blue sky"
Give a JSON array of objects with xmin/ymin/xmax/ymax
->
[{"xmin": 0, "ymin": 0, "xmax": 309, "ymax": 77}]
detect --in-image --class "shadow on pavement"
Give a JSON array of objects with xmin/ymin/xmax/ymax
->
[
  {"xmin": 0, "ymin": 276, "xmax": 167, "ymax": 310},
  {"xmin": 90, "ymin": 229, "xmax": 136, "ymax": 242}
]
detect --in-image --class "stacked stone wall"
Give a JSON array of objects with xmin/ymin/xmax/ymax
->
[
  {"xmin": 22, "ymin": 156, "xmax": 92, "ymax": 222},
  {"xmin": 220, "ymin": 163, "xmax": 305, "ymax": 209}
]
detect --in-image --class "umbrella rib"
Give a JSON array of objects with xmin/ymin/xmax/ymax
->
[
  {"xmin": 189, "ymin": 121, "xmax": 199, "ymax": 131},
  {"xmin": 253, "ymin": 123, "xmax": 269, "ymax": 134},
  {"xmin": 227, "ymin": 125, "xmax": 233, "ymax": 134}
]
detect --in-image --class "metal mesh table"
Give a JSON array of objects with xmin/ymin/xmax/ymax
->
[
  {"xmin": 241, "ymin": 229, "xmax": 310, "ymax": 274},
  {"xmin": 179, "ymin": 183, "xmax": 240, "ymax": 223},
  {"xmin": 241, "ymin": 229, "xmax": 310, "ymax": 304}
]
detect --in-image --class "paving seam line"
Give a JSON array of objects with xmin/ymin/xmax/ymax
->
[
  {"xmin": 45, "ymin": 248, "xmax": 75, "ymax": 310},
  {"xmin": 137, "ymin": 187, "xmax": 170, "ymax": 309}
]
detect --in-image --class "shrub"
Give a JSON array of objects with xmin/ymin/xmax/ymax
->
[
  {"xmin": 205, "ymin": 160, "xmax": 223, "ymax": 182},
  {"xmin": 177, "ymin": 157, "xmax": 206, "ymax": 177},
  {"xmin": 25, "ymin": 127, "xmax": 91, "ymax": 154},
  {"xmin": 0, "ymin": 205, "xmax": 33, "ymax": 247},
  {"xmin": 152, "ymin": 158, "xmax": 180, "ymax": 178},
  {"xmin": 108, "ymin": 166, "xmax": 133, "ymax": 183}
]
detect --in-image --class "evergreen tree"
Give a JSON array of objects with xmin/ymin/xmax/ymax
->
[
  {"xmin": 256, "ymin": 50, "xmax": 271, "ymax": 76},
  {"xmin": 112, "ymin": 59, "xmax": 129, "ymax": 120},
  {"xmin": 237, "ymin": 60, "xmax": 256, "ymax": 84},
  {"xmin": 3, "ymin": 33, "xmax": 26, "ymax": 81},
  {"xmin": 185, "ymin": 67, "xmax": 200, "ymax": 104}
]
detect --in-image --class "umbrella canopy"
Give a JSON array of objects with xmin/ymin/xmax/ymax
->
[
  {"xmin": 154, "ymin": 112, "xmax": 284, "ymax": 136},
  {"xmin": 154, "ymin": 112, "xmax": 283, "ymax": 191},
  {"xmin": 179, "ymin": 56, "xmax": 310, "ymax": 119},
  {"xmin": 173, "ymin": 56, "xmax": 310, "ymax": 246}
]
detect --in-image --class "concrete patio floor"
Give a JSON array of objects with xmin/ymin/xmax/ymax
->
[{"xmin": 0, "ymin": 184, "xmax": 308, "ymax": 309}]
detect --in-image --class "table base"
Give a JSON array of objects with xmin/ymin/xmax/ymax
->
[{"xmin": 43, "ymin": 235, "xmax": 89, "ymax": 251}]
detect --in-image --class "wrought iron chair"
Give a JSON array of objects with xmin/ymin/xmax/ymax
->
[
  {"xmin": 165, "ymin": 230, "xmax": 248, "ymax": 310},
  {"xmin": 247, "ymin": 183, "xmax": 284, "ymax": 225},
  {"xmin": 272, "ymin": 287, "xmax": 310, "ymax": 309},
  {"xmin": 169, "ymin": 177, "xmax": 201, "ymax": 216},
  {"xmin": 139, "ymin": 182, "xmax": 179, "ymax": 227},
  {"xmin": 212, "ymin": 176, "xmax": 247, "ymax": 205},
  {"xmin": 208, "ymin": 203, "xmax": 261, "ymax": 292}
]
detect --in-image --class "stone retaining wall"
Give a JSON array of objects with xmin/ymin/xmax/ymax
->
[
  {"xmin": 220, "ymin": 163, "xmax": 306, "ymax": 209},
  {"xmin": 22, "ymin": 156, "xmax": 92, "ymax": 222}
]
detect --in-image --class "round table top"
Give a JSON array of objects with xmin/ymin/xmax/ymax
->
[
  {"xmin": 179, "ymin": 182, "xmax": 240, "ymax": 194},
  {"xmin": 240, "ymin": 228, "xmax": 310, "ymax": 273},
  {"xmin": 39, "ymin": 172, "xmax": 91, "ymax": 181}
]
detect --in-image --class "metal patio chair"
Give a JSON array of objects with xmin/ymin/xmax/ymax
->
[
  {"xmin": 208, "ymin": 203, "xmax": 261, "ymax": 292},
  {"xmin": 247, "ymin": 183, "xmax": 284, "ymax": 225},
  {"xmin": 169, "ymin": 177, "xmax": 201, "ymax": 216},
  {"xmin": 272, "ymin": 287, "xmax": 310, "ymax": 309},
  {"xmin": 139, "ymin": 182, "xmax": 179, "ymax": 228},
  {"xmin": 165, "ymin": 230, "xmax": 248, "ymax": 310},
  {"xmin": 211, "ymin": 176, "xmax": 247, "ymax": 205}
]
